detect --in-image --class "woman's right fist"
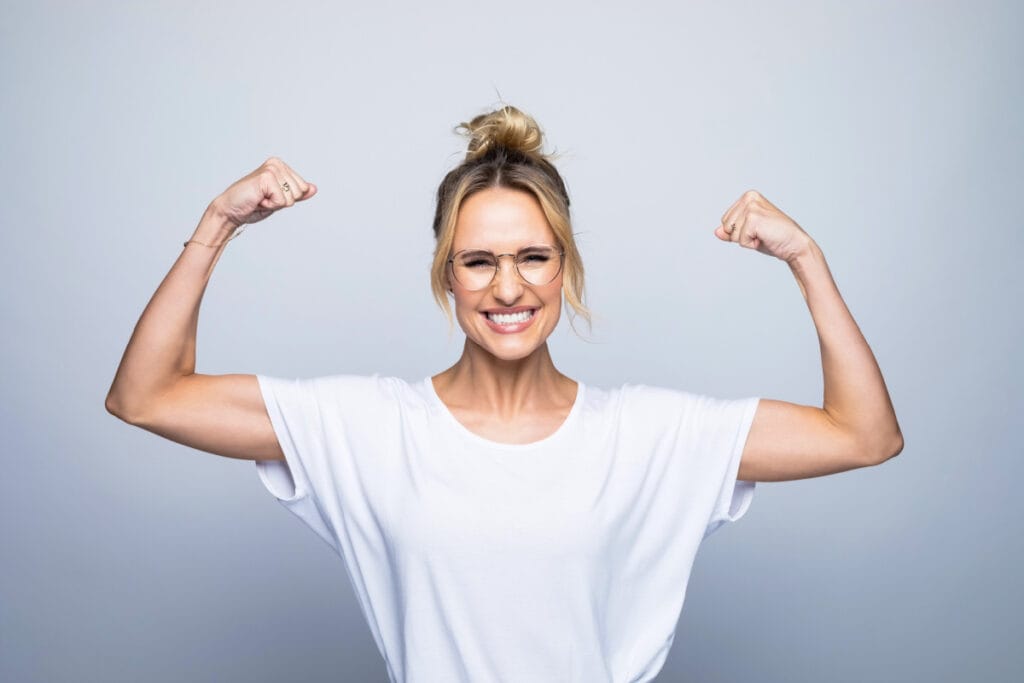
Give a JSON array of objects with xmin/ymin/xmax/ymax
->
[{"xmin": 210, "ymin": 157, "xmax": 317, "ymax": 228}]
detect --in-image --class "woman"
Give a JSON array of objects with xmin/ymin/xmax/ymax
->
[{"xmin": 106, "ymin": 104, "xmax": 903, "ymax": 682}]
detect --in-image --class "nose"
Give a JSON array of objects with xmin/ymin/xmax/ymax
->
[{"xmin": 491, "ymin": 254, "xmax": 525, "ymax": 304}]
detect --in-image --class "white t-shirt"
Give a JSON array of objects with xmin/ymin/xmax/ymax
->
[{"xmin": 254, "ymin": 373, "xmax": 760, "ymax": 683}]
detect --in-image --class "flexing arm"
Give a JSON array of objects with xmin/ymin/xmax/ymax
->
[
  {"xmin": 104, "ymin": 157, "xmax": 317, "ymax": 461},
  {"xmin": 714, "ymin": 191, "xmax": 903, "ymax": 482}
]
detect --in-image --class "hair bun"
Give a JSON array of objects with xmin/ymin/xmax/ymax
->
[{"xmin": 456, "ymin": 104, "xmax": 546, "ymax": 162}]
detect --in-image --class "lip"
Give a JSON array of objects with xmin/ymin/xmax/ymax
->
[
  {"xmin": 481, "ymin": 305, "xmax": 538, "ymax": 315},
  {"xmin": 480, "ymin": 307, "xmax": 539, "ymax": 334}
]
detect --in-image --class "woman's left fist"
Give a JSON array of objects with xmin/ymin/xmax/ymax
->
[{"xmin": 715, "ymin": 190, "xmax": 812, "ymax": 263}]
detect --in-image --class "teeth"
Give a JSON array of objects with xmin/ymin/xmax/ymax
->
[{"xmin": 487, "ymin": 309, "xmax": 534, "ymax": 325}]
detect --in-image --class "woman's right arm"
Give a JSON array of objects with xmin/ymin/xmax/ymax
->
[{"xmin": 104, "ymin": 158, "xmax": 317, "ymax": 461}]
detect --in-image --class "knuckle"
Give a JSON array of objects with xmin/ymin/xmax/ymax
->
[{"xmin": 743, "ymin": 189, "xmax": 761, "ymax": 201}]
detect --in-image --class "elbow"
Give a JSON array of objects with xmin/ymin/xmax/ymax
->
[
  {"xmin": 891, "ymin": 430, "xmax": 905, "ymax": 458},
  {"xmin": 105, "ymin": 393, "xmax": 123, "ymax": 417},
  {"xmin": 105, "ymin": 392, "xmax": 140, "ymax": 424},
  {"xmin": 865, "ymin": 430, "xmax": 904, "ymax": 466}
]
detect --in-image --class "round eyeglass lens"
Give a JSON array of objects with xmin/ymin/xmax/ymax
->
[{"xmin": 450, "ymin": 246, "xmax": 563, "ymax": 290}]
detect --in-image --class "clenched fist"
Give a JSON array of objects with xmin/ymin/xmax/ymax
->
[
  {"xmin": 715, "ymin": 190, "xmax": 812, "ymax": 264},
  {"xmin": 210, "ymin": 157, "xmax": 317, "ymax": 228}
]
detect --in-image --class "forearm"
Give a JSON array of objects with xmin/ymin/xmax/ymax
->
[
  {"xmin": 105, "ymin": 204, "xmax": 239, "ymax": 417},
  {"xmin": 788, "ymin": 239, "xmax": 903, "ymax": 457}
]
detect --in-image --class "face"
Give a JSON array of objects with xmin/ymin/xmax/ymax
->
[{"xmin": 448, "ymin": 186, "xmax": 563, "ymax": 362}]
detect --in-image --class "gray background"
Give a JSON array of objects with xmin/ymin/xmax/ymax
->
[{"xmin": 2, "ymin": 0, "xmax": 1020, "ymax": 681}]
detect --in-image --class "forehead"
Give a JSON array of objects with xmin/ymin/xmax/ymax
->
[{"xmin": 452, "ymin": 187, "xmax": 556, "ymax": 251}]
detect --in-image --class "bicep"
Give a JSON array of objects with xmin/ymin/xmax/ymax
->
[
  {"xmin": 736, "ymin": 399, "xmax": 870, "ymax": 482},
  {"xmin": 121, "ymin": 373, "xmax": 285, "ymax": 462}
]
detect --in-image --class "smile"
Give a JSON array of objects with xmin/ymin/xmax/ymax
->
[
  {"xmin": 488, "ymin": 309, "xmax": 534, "ymax": 324},
  {"xmin": 481, "ymin": 308, "xmax": 537, "ymax": 333}
]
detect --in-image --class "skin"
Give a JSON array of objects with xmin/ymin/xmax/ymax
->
[
  {"xmin": 714, "ymin": 190, "xmax": 903, "ymax": 481},
  {"xmin": 433, "ymin": 186, "xmax": 905, "ymax": 477},
  {"xmin": 106, "ymin": 153, "xmax": 902, "ymax": 477},
  {"xmin": 430, "ymin": 187, "xmax": 579, "ymax": 445}
]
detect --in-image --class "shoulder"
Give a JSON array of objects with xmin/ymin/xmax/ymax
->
[
  {"xmin": 618, "ymin": 382, "xmax": 694, "ymax": 415},
  {"xmin": 575, "ymin": 382, "xmax": 695, "ymax": 433},
  {"xmin": 607, "ymin": 382, "xmax": 759, "ymax": 448},
  {"xmin": 263, "ymin": 373, "xmax": 429, "ymax": 414},
  {"xmin": 612, "ymin": 382, "xmax": 757, "ymax": 428}
]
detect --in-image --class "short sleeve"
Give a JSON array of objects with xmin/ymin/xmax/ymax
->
[
  {"xmin": 253, "ymin": 373, "xmax": 404, "ymax": 561},
  {"xmin": 256, "ymin": 374, "xmax": 360, "ymax": 557},
  {"xmin": 254, "ymin": 374, "xmax": 339, "ymax": 551},
  {"xmin": 617, "ymin": 385, "xmax": 760, "ymax": 544},
  {"xmin": 693, "ymin": 394, "xmax": 761, "ymax": 540}
]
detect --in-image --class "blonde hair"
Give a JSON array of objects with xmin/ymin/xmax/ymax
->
[{"xmin": 430, "ymin": 104, "xmax": 591, "ymax": 336}]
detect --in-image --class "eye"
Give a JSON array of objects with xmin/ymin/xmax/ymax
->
[
  {"xmin": 463, "ymin": 258, "xmax": 494, "ymax": 269},
  {"xmin": 517, "ymin": 247, "xmax": 555, "ymax": 265}
]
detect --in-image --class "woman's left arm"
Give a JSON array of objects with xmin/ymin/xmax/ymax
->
[{"xmin": 716, "ymin": 191, "xmax": 904, "ymax": 483}]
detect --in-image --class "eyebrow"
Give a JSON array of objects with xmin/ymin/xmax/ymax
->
[{"xmin": 454, "ymin": 244, "xmax": 556, "ymax": 254}]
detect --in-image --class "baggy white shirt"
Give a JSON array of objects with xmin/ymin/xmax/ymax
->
[{"xmin": 254, "ymin": 374, "xmax": 759, "ymax": 683}]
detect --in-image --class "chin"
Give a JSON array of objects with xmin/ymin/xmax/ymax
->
[
  {"xmin": 461, "ymin": 322, "xmax": 557, "ymax": 363},
  {"xmin": 483, "ymin": 342, "xmax": 543, "ymax": 362},
  {"xmin": 462, "ymin": 331, "xmax": 536, "ymax": 360}
]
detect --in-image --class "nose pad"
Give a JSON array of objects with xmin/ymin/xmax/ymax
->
[{"xmin": 492, "ymin": 257, "xmax": 525, "ymax": 302}]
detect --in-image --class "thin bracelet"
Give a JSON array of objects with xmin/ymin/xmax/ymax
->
[{"xmin": 183, "ymin": 223, "xmax": 247, "ymax": 248}]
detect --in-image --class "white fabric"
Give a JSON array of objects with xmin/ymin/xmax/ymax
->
[{"xmin": 254, "ymin": 373, "xmax": 760, "ymax": 683}]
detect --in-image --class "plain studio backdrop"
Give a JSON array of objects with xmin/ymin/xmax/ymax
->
[{"xmin": 2, "ymin": 1, "xmax": 1020, "ymax": 681}]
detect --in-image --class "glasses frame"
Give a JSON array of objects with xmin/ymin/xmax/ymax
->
[{"xmin": 447, "ymin": 244, "xmax": 566, "ymax": 291}]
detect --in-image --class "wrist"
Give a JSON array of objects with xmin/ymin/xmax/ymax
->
[
  {"xmin": 786, "ymin": 235, "xmax": 821, "ymax": 269},
  {"xmin": 786, "ymin": 239, "xmax": 830, "ymax": 303},
  {"xmin": 189, "ymin": 204, "xmax": 243, "ymax": 247}
]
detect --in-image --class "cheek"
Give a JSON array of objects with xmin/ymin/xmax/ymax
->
[
  {"xmin": 549, "ymin": 279, "xmax": 566, "ymax": 307},
  {"xmin": 451, "ymin": 291, "xmax": 479, "ymax": 324}
]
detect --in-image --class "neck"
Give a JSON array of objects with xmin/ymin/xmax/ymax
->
[{"xmin": 434, "ymin": 338, "xmax": 574, "ymax": 414}]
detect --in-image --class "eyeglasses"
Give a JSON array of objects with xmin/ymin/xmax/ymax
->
[{"xmin": 447, "ymin": 244, "xmax": 565, "ymax": 291}]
